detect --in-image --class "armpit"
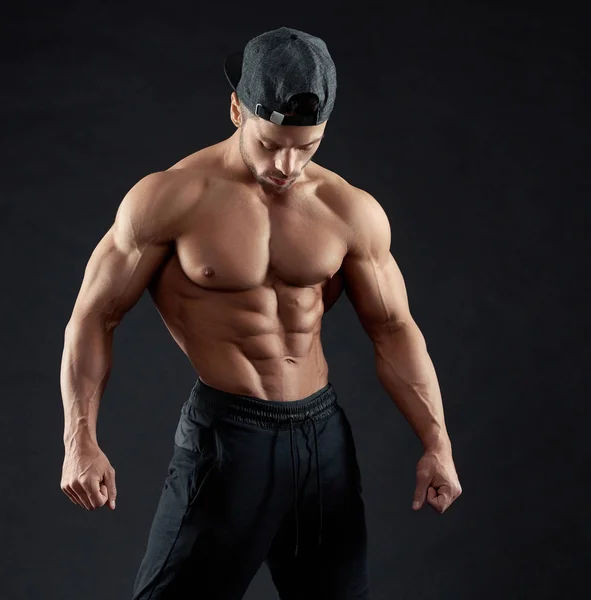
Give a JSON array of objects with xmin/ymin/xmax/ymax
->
[{"xmin": 322, "ymin": 268, "xmax": 345, "ymax": 313}]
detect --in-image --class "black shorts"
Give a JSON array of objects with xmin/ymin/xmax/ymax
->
[{"xmin": 132, "ymin": 378, "xmax": 371, "ymax": 600}]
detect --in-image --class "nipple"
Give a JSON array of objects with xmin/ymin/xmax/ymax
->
[{"xmin": 202, "ymin": 267, "xmax": 215, "ymax": 278}]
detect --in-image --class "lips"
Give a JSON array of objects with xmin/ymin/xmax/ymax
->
[{"xmin": 269, "ymin": 177, "xmax": 289, "ymax": 185}]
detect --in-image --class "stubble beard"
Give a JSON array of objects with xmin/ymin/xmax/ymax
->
[{"xmin": 239, "ymin": 126, "xmax": 295, "ymax": 195}]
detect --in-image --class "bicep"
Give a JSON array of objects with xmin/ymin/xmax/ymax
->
[
  {"xmin": 339, "ymin": 187, "xmax": 415, "ymax": 338},
  {"xmin": 68, "ymin": 173, "xmax": 175, "ymax": 329},
  {"xmin": 69, "ymin": 227, "xmax": 172, "ymax": 329},
  {"xmin": 341, "ymin": 249, "xmax": 413, "ymax": 338}
]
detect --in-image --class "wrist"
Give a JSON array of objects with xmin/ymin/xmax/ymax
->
[
  {"xmin": 422, "ymin": 428, "xmax": 452, "ymax": 453},
  {"xmin": 63, "ymin": 428, "xmax": 98, "ymax": 449}
]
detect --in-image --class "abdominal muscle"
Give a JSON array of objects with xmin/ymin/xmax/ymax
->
[
  {"xmin": 189, "ymin": 333, "xmax": 329, "ymax": 402},
  {"xmin": 148, "ymin": 254, "xmax": 331, "ymax": 402}
]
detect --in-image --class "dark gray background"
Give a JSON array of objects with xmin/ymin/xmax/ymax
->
[{"xmin": 2, "ymin": 1, "xmax": 589, "ymax": 598}]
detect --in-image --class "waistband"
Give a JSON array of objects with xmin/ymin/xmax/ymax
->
[{"xmin": 188, "ymin": 377, "xmax": 339, "ymax": 429}]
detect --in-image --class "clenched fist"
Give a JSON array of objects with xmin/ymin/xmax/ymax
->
[{"xmin": 61, "ymin": 442, "xmax": 117, "ymax": 511}]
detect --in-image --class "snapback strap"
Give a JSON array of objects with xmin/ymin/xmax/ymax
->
[{"xmin": 254, "ymin": 102, "xmax": 317, "ymax": 126}]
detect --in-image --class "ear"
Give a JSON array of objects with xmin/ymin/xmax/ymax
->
[{"xmin": 230, "ymin": 93, "xmax": 242, "ymax": 128}]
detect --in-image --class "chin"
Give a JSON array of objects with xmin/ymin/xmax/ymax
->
[
  {"xmin": 261, "ymin": 181, "xmax": 287, "ymax": 194},
  {"xmin": 256, "ymin": 175, "xmax": 288, "ymax": 192}
]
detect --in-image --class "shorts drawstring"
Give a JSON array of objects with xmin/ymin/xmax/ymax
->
[
  {"xmin": 304, "ymin": 414, "xmax": 323, "ymax": 549},
  {"xmin": 288, "ymin": 416, "xmax": 299, "ymax": 557},
  {"xmin": 281, "ymin": 413, "xmax": 323, "ymax": 559}
]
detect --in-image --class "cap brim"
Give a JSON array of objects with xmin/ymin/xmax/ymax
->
[{"xmin": 224, "ymin": 50, "xmax": 243, "ymax": 92}]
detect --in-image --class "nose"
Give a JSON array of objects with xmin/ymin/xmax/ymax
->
[{"xmin": 274, "ymin": 149, "xmax": 297, "ymax": 179}]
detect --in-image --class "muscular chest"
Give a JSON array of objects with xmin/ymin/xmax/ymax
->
[{"xmin": 175, "ymin": 191, "xmax": 345, "ymax": 290}]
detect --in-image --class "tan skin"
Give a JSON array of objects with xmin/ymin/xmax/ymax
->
[{"xmin": 60, "ymin": 92, "xmax": 462, "ymax": 515}]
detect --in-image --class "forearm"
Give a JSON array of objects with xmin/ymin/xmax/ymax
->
[
  {"xmin": 60, "ymin": 318, "xmax": 114, "ymax": 449},
  {"xmin": 373, "ymin": 322, "xmax": 451, "ymax": 452}
]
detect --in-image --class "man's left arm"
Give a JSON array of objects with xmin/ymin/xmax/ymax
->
[{"xmin": 340, "ymin": 187, "xmax": 462, "ymax": 514}]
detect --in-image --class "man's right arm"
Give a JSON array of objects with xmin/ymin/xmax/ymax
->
[{"xmin": 60, "ymin": 171, "xmax": 177, "ymax": 450}]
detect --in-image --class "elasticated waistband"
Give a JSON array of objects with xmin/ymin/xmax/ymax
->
[{"xmin": 188, "ymin": 378, "xmax": 339, "ymax": 429}]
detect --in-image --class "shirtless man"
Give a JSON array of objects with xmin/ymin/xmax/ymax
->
[{"xmin": 60, "ymin": 27, "xmax": 461, "ymax": 600}]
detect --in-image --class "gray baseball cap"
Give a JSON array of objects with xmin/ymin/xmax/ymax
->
[{"xmin": 224, "ymin": 26, "xmax": 337, "ymax": 126}]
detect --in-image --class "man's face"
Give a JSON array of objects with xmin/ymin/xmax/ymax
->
[{"xmin": 238, "ymin": 111, "xmax": 326, "ymax": 194}]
